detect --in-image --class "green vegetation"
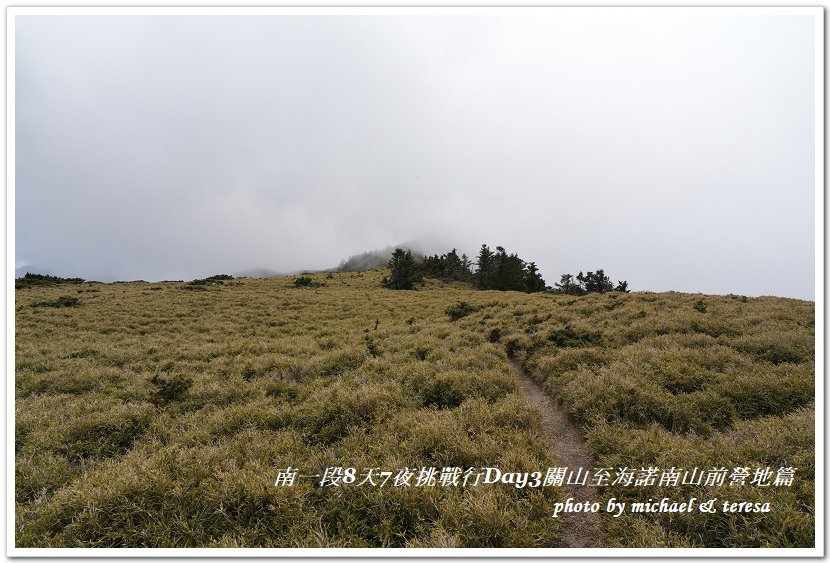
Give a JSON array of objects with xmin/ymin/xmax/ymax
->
[
  {"xmin": 16, "ymin": 273, "xmax": 85, "ymax": 290},
  {"xmin": 445, "ymin": 301, "xmax": 479, "ymax": 321},
  {"xmin": 15, "ymin": 271, "xmax": 814, "ymax": 548},
  {"xmin": 385, "ymin": 243, "xmax": 548, "ymax": 293},
  {"xmin": 552, "ymin": 270, "xmax": 628, "ymax": 295},
  {"xmin": 187, "ymin": 274, "xmax": 234, "ymax": 287},
  {"xmin": 382, "ymin": 249, "xmax": 422, "ymax": 290},
  {"xmin": 476, "ymin": 290, "xmax": 814, "ymax": 547},
  {"xmin": 30, "ymin": 296, "xmax": 81, "ymax": 308},
  {"xmin": 421, "ymin": 249, "xmax": 473, "ymax": 283},
  {"xmin": 293, "ymin": 275, "xmax": 325, "ymax": 288},
  {"xmin": 475, "ymin": 244, "xmax": 545, "ymax": 292},
  {"xmin": 337, "ymin": 245, "xmax": 425, "ymax": 272},
  {"xmin": 15, "ymin": 272, "xmax": 560, "ymax": 548}
]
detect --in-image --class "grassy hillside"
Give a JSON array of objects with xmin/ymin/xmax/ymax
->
[{"xmin": 14, "ymin": 271, "xmax": 815, "ymax": 548}]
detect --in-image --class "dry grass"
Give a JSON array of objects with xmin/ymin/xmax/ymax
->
[{"xmin": 15, "ymin": 272, "xmax": 814, "ymax": 547}]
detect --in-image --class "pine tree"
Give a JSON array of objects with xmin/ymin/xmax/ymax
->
[
  {"xmin": 492, "ymin": 246, "xmax": 508, "ymax": 290},
  {"xmin": 504, "ymin": 252, "xmax": 526, "ymax": 291},
  {"xmin": 476, "ymin": 244, "xmax": 494, "ymax": 289},
  {"xmin": 524, "ymin": 261, "xmax": 546, "ymax": 292},
  {"xmin": 445, "ymin": 249, "xmax": 464, "ymax": 281},
  {"xmin": 460, "ymin": 253, "xmax": 473, "ymax": 280},
  {"xmin": 382, "ymin": 249, "xmax": 422, "ymax": 290},
  {"xmin": 553, "ymin": 274, "xmax": 583, "ymax": 295},
  {"xmin": 556, "ymin": 269, "xmax": 624, "ymax": 294}
]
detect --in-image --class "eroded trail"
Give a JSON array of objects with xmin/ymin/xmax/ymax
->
[{"xmin": 509, "ymin": 359, "xmax": 604, "ymax": 548}]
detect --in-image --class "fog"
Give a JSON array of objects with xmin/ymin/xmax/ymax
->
[{"xmin": 15, "ymin": 12, "xmax": 817, "ymax": 298}]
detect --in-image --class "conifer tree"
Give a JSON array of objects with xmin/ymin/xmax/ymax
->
[
  {"xmin": 382, "ymin": 249, "xmax": 421, "ymax": 290},
  {"xmin": 524, "ymin": 261, "xmax": 546, "ymax": 293},
  {"xmin": 476, "ymin": 244, "xmax": 494, "ymax": 289}
]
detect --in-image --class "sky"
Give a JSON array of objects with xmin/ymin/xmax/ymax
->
[{"xmin": 15, "ymin": 11, "xmax": 817, "ymax": 298}]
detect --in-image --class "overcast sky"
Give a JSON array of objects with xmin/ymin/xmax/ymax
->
[{"xmin": 15, "ymin": 11, "xmax": 817, "ymax": 298}]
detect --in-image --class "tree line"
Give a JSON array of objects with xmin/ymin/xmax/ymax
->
[
  {"xmin": 383, "ymin": 244, "xmax": 547, "ymax": 292},
  {"xmin": 382, "ymin": 243, "xmax": 628, "ymax": 294},
  {"xmin": 381, "ymin": 244, "xmax": 628, "ymax": 295}
]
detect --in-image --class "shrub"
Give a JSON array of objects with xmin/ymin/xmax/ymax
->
[
  {"xmin": 148, "ymin": 373, "xmax": 193, "ymax": 405},
  {"xmin": 30, "ymin": 296, "xmax": 80, "ymax": 308},
  {"xmin": 299, "ymin": 383, "xmax": 405, "ymax": 445},
  {"xmin": 547, "ymin": 326, "xmax": 603, "ymax": 347},
  {"xmin": 16, "ymin": 273, "xmax": 85, "ymax": 290},
  {"xmin": 181, "ymin": 284, "xmax": 208, "ymax": 291},
  {"xmin": 537, "ymin": 347, "xmax": 611, "ymax": 378},
  {"xmin": 734, "ymin": 332, "xmax": 813, "ymax": 365},
  {"xmin": 294, "ymin": 276, "xmax": 324, "ymax": 288},
  {"xmin": 364, "ymin": 334, "xmax": 380, "ymax": 357},
  {"xmin": 57, "ymin": 412, "xmax": 151, "ymax": 461},
  {"xmin": 446, "ymin": 302, "xmax": 478, "ymax": 321},
  {"xmin": 187, "ymin": 277, "xmax": 225, "ymax": 286},
  {"xmin": 264, "ymin": 380, "xmax": 302, "ymax": 402},
  {"xmin": 421, "ymin": 374, "xmax": 465, "ymax": 409},
  {"xmin": 714, "ymin": 365, "xmax": 814, "ymax": 418},
  {"xmin": 418, "ymin": 370, "xmax": 515, "ymax": 410}
]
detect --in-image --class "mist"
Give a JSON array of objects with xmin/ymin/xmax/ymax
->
[{"xmin": 15, "ymin": 12, "xmax": 816, "ymax": 298}]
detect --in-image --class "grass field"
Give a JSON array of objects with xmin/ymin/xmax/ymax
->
[{"xmin": 14, "ymin": 270, "xmax": 815, "ymax": 548}]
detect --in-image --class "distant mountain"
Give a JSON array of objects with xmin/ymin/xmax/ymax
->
[{"xmin": 335, "ymin": 238, "xmax": 452, "ymax": 272}]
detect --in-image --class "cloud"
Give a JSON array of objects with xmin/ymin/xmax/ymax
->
[{"xmin": 15, "ymin": 12, "xmax": 816, "ymax": 298}]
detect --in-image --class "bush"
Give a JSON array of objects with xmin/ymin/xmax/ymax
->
[
  {"xmin": 547, "ymin": 326, "xmax": 604, "ymax": 347},
  {"xmin": 418, "ymin": 371, "xmax": 515, "ymax": 410},
  {"xmin": 187, "ymin": 275, "xmax": 231, "ymax": 288},
  {"xmin": 148, "ymin": 373, "xmax": 193, "ymax": 405},
  {"xmin": 537, "ymin": 347, "xmax": 611, "ymax": 378},
  {"xmin": 31, "ymin": 296, "xmax": 81, "ymax": 308},
  {"xmin": 16, "ymin": 273, "xmax": 85, "ymax": 290},
  {"xmin": 294, "ymin": 276, "xmax": 324, "ymax": 288},
  {"xmin": 446, "ymin": 302, "xmax": 478, "ymax": 321},
  {"xmin": 184, "ymin": 278, "xmax": 222, "ymax": 290},
  {"xmin": 181, "ymin": 284, "xmax": 208, "ymax": 291},
  {"xmin": 57, "ymin": 413, "xmax": 151, "ymax": 461},
  {"xmin": 421, "ymin": 374, "xmax": 465, "ymax": 409}
]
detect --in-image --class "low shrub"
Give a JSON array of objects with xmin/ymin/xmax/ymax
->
[
  {"xmin": 294, "ymin": 276, "xmax": 325, "ymax": 288},
  {"xmin": 445, "ymin": 302, "xmax": 478, "ymax": 321},
  {"xmin": 547, "ymin": 326, "xmax": 603, "ymax": 347},
  {"xmin": 16, "ymin": 273, "xmax": 85, "ymax": 290},
  {"xmin": 419, "ymin": 370, "xmax": 515, "ymax": 410},
  {"xmin": 31, "ymin": 296, "xmax": 81, "ymax": 308},
  {"xmin": 148, "ymin": 373, "xmax": 193, "ymax": 405}
]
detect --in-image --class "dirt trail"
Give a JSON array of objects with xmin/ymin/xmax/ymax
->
[{"xmin": 509, "ymin": 359, "xmax": 603, "ymax": 548}]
